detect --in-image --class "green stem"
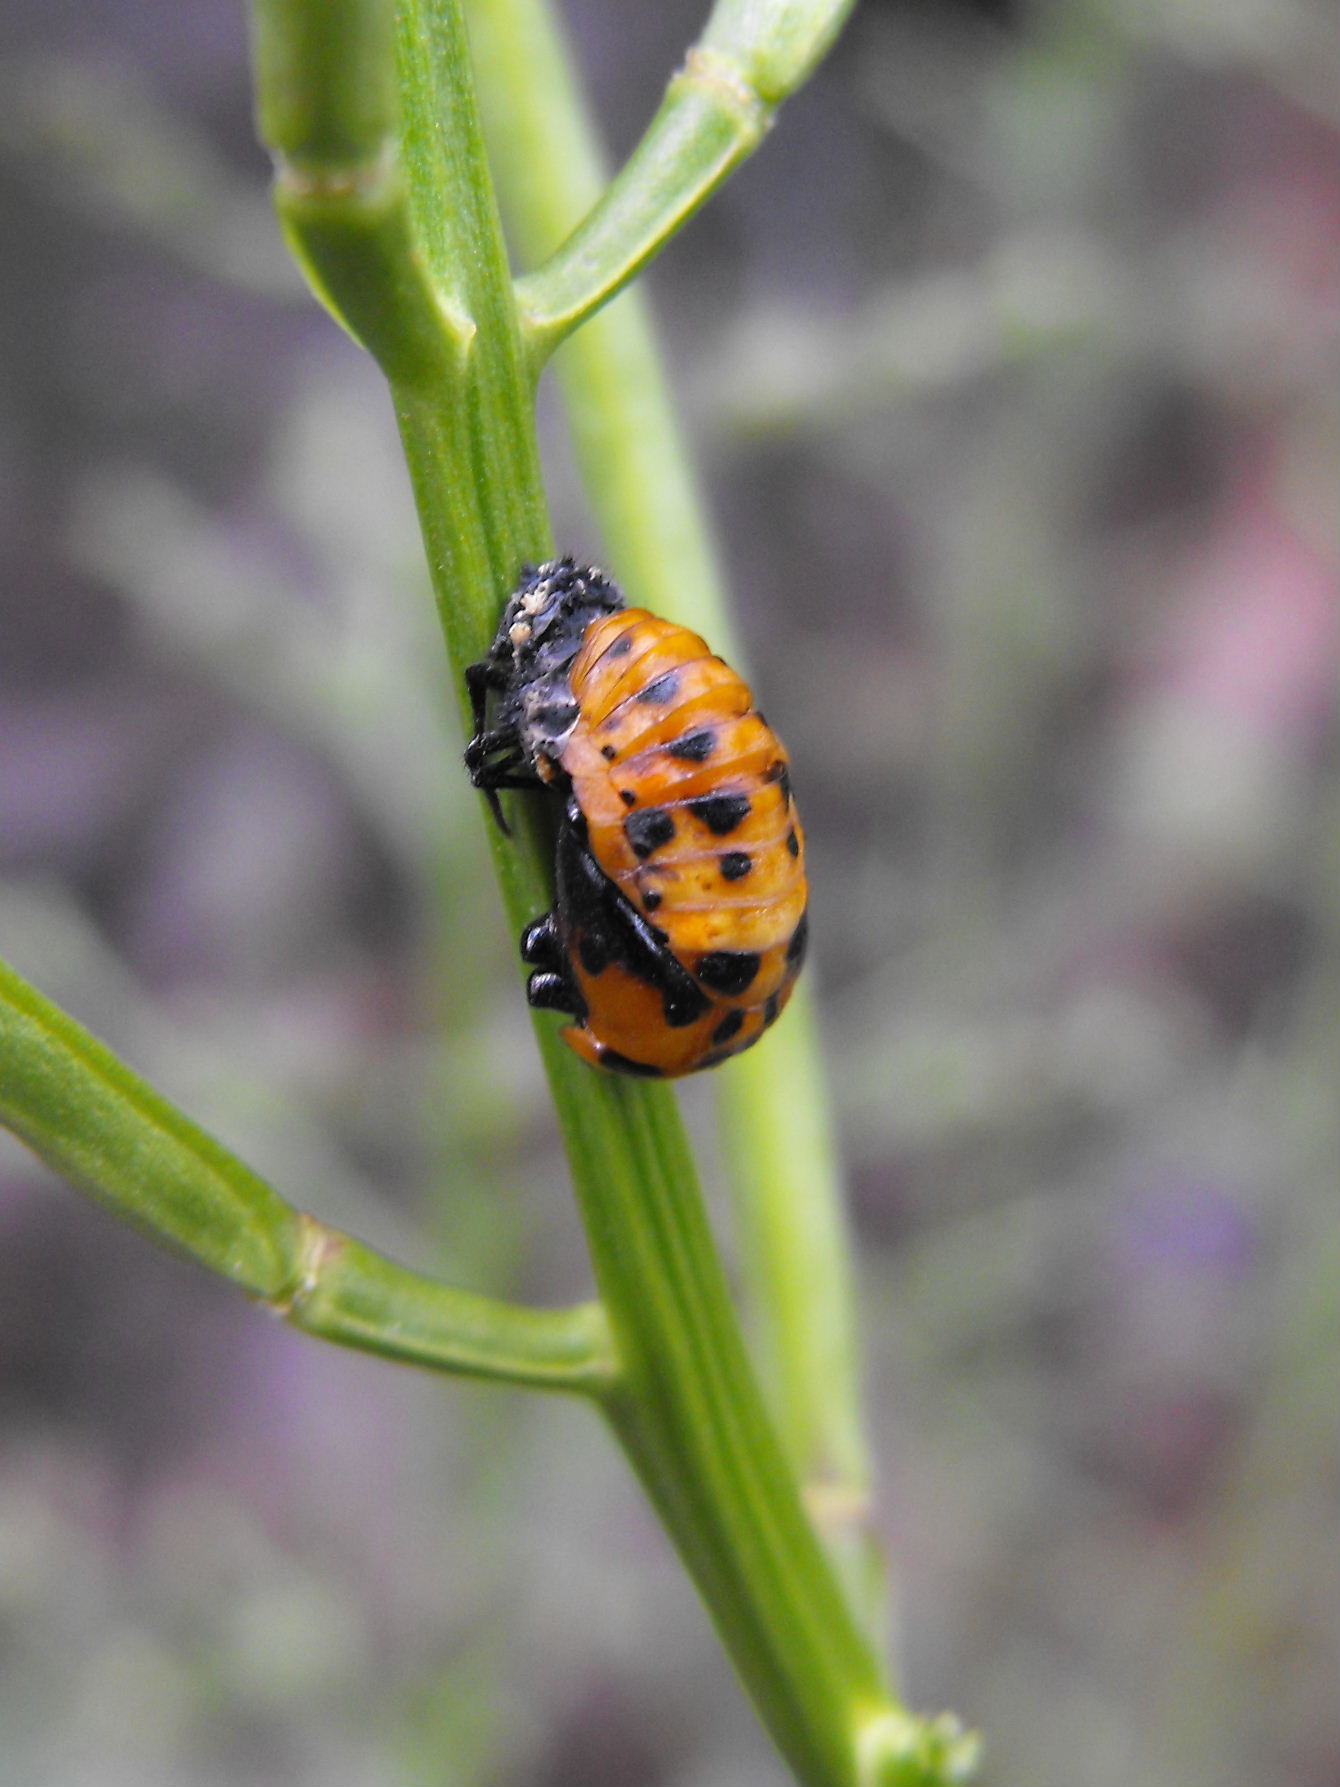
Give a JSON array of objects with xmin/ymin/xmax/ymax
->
[
  {"xmin": 252, "ymin": 0, "xmax": 468, "ymax": 375},
  {"xmin": 514, "ymin": 50, "xmax": 768, "ymax": 359},
  {"xmin": 283, "ymin": 1219, "xmax": 615, "ymax": 1391},
  {"xmin": 257, "ymin": 1, "xmax": 932, "ymax": 1778},
  {"xmin": 0, "ymin": 955, "xmax": 612, "ymax": 1394},
  {"xmin": 559, "ymin": 1074, "xmax": 888, "ymax": 1785},
  {"xmin": 718, "ymin": 1008, "xmax": 882, "ymax": 1613},
  {"xmin": 513, "ymin": 0, "xmax": 860, "ymax": 359},
  {"xmin": 0, "ymin": 954, "xmax": 298, "ymax": 1294},
  {"xmin": 469, "ymin": 0, "xmax": 879, "ymax": 1608}
]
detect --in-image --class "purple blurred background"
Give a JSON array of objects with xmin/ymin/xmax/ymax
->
[{"xmin": 1, "ymin": 2, "xmax": 1336, "ymax": 1783}]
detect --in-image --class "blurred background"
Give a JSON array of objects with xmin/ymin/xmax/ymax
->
[{"xmin": 1, "ymin": 1, "xmax": 1336, "ymax": 1783}]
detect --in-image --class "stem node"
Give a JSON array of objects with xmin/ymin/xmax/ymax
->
[
  {"xmin": 673, "ymin": 46, "xmax": 771, "ymax": 142},
  {"xmin": 269, "ymin": 1211, "xmax": 341, "ymax": 1318}
]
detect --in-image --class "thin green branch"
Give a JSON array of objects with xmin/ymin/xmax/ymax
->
[
  {"xmin": 0, "ymin": 953, "xmax": 299, "ymax": 1296},
  {"xmin": 282, "ymin": 1217, "xmax": 616, "ymax": 1392},
  {"xmin": 0, "ymin": 955, "xmax": 611, "ymax": 1393},
  {"xmin": 513, "ymin": 0, "xmax": 858, "ymax": 361},
  {"xmin": 514, "ymin": 50, "xmax": 766, "ymax": 363}
]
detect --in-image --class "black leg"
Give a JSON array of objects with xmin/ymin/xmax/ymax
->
[
  {"xmin": 521, "ymin": 912, "xmax": 564, "ymax": 969},
  {"xmin": 526, "ymin": 969, "xmax": 585, "ymax": 1018}
]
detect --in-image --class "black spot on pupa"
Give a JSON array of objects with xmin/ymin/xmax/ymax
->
[
  {"xmin": 666, "ymin": 729, "xmax": 716, "ymax": 762},
  {"xmin": 625, "ymin": 808, "xmax": 676, "ymax": 859},
  {"xmin": 695, "ymin": 950, "xmax": 760, "ymax": 997},
  {"xmin": 620, "ymin": 788, "xmax": 637, "ymax": 806},
  {"xmin": 700, "ymin": 1020, "xmax": 767, "ymax": 1069},
  {"xmin": 786, "ymin": 911, "xmax": 809, "ymax": 970},
  {"xmin": 605, "ymin": 632, "xmax": 633, "ymax": 658},
  {"xmin": 763, "ymin": 992, "xmax": 781, "ymax": 1028},
  {"xmin": 690, "ymin": 792, "xmax": 751, "ymax": 835},
  {"xmin": 664, "ymin": 980, "xmax": 711, "ymax": 1028},
  {"xmin": 786, "ymin": 828, "xmax": 799, "ymax": 858},
  {"xmin": 719, "ymin": 851, "xmax": 752, "ymax": 881},
  {"xmin": 598, "ymin": 1048, "xmax": 662, "ymax": 1077},
  {"xmin": 578, "ymin": 927, "xmax": 611, "ymax": 977},
  {"xmin": 636, "ymin": 669, "xmax": 680, "ymax": 705},
  {"xmin": 642, "ymin": 888, "xmax": 663, "ymax": 913},
  {"xmin": 711, "ymin": 1009, "xmax": 746, "ymax": 1047},
  {"xmin": 601, "ymin": 744, "xmax": 617, "ymax": 761}
]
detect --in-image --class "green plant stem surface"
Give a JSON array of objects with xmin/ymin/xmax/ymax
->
[
  {"xmin": 0, "ymin": 957, "xmax": 613, "ymax": 1392},
  {"xmin": 467, "ymin": 0, "xmax": 879, "ymax": 1614},
  {"xmin": 258, "ymin": 1, "xmax": 972, "ymax": 1779},
  {"xmin": 513, "ymin": 0, "xmax": 860, "ymax": 355}
]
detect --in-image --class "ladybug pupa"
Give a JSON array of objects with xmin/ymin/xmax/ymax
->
[{"xmin": 465, "ymin": 559, "xmax": 808, "ymax": 1077}]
